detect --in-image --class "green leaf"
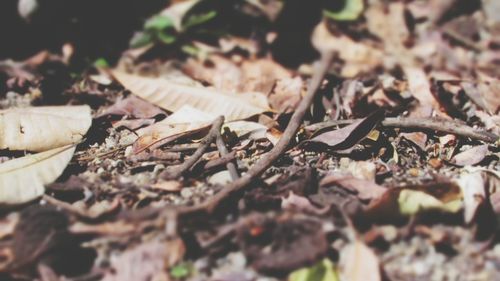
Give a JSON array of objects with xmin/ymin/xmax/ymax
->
[
  {"xmin": 181, "ymin": 44, "xmax": 200, "ymax": 56},
  {"xmin": 183, "ymin": 10, "xmax": 217, "ymax": 30},
  {"xmin": 130, "ymin": 32, "xmax": 154, "ymax": 48},
  {"xmin": 289, "ymin": 259, "xmax": 339, "ymax": 281},
  {"xmin": 324, "ymin": 0, "xmax": 364, "ymax": 21},
  {"xmin": 93, "ymin": 58, "xmax": 109, "ymax": 68},
  {"xmin": 398, "ymin": 189, "xmax": 462, "ymax": 215},
  {"xmin": 145, "ymin": 15, "xmax": 174, "ymax": 31},
  {"xmin": 170, "ymin": 263, "xmax": 191, "ymax": 279},
  {"xmin": 157, "ymin": 30, "xmax": 177, "ymax": 44}
]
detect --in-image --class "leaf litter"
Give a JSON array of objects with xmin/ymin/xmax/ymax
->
[{"xmin": 0, "ymin": 0, "xmax": 500, "ymax": 280}]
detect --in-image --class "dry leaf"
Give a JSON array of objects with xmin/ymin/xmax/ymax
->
[
  {"xmin": 462, "ymin": 79, "xmax": 500, "ymax": 115},
  {"xmin": 97, "ymin": 95, "xmax": 165, "ymax": 119},
  {"xmin": 403, "ymin": 67, "xmax": 440, "ymax": 109},
  {"xmin": 112, "ymin": 71, "xmax": 269, "ymax": 121},
  {"xmin": 456, "ymin": 171, "xmax": 486, "ymax": 224},
  {"xmin": 312, "ymin": 22, "xmax": 383, "ymax": 77},
  {"xmin": 397, "ymin": 189, "xmax": 462, "ymax": 215},
  {"xmin": 366, "ymin": 181, "xmax": 463, "ymax": 221},
  {"xmin": 451, "ymin": 145, "xmax": 489, "ymax": 166},
  {"xmin": 366, "ymin": 2, "xmax": 410, "ymax": 61},
  {"xmin": 281, "ymin": 191, "xmax": 326, "ymax": 214},
  {"xmin": 0, "ymin": 145, "xmax": 76, "ymax": 205},
  {"xmin": 183, "ymin": 55, "xmax": 242, "ymax": 93},
  {"xmin": 269, "ymin": 76, "xmax": 303, "ymax": 113},
  {"xmin": 184, "ymin": 55, "xmax": 292, "ymax": 94},
  {"xmin": 151, "ymin": 180, "xmax": 182, "ymax": 192},
  {"xmin": 224, "ymin": 121, "xmax": 269, "ymax": 139},
  {"xmin": 133, "ymin": 105, "xmax": 213, "ymax": 153},
  {"xmin": 240, "ymin": 59, "xmax": 292, "ymax": 93},
  {"xmin": 320, "ymin": 174, "xmax": 386, "ymax": 202},
  {"xmin": 307, "ymin": 110, "xmax": 384, "ymax": 152},
  {"xmin": 339, "ymin": 240, "xmax": 381, "ymax": 281},
  {"xmin": 103, "ymin": 239, "xmax": 185, "ymax": 281},
  {"xmin": 0, "ymin": 106, "xmax": 91, "ymax": 152}
]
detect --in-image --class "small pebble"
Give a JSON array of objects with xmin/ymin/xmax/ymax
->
[{"xmin": 181, "ymin": 188, "xmax": 194, "ymax": 198}]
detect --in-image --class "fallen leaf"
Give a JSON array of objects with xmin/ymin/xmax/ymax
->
[
  {"xmin": 244, "ymin": 0, "xmax": 284, "ymax": 21},
  {"xmin": 456, "ymin": 171, "xmax": 486, "ymax": 224},
  {"xmin": 400, "ymin": 106, "xmax": 433, "ymax": 150},
  {"xmin": 112, "ymin": 71, "xmax": 269, "ymax": 121},
  {"xmin": 312, "ymin": 22, "xmax": 383, "ymax": 77},
  {"xmin": 281, "ymin": 191, "xmax": 326, "ymax": 214},
  {"xmin": 70, "ymin": 221, "xmax": 136, "ymax": 236},
  {"xmin": 224, "ymin": 120, "xmax": 269, "ymax": 139},
  {"xmin": 151, "ymin": 180, "xmax": 182, "ymax": 192},
  {"xmin": 320, "ymin": 174, "xmax": 386, "ymax": 202},
  {"xmin": 269, "ymin": 76, "xmax": 303, "ymax": 113},
  {"xmin": 103, "ymin": 239, "xmax": 185, "ymax": 281},
  {"xmin": 18, "ymin": 0, "xmax": 39, "ymax": 21},
  {"xmin": 4, "ymin": 206, "xmax": 95, "ymax": 276},
  {"xmin": 398, "ymin": 189, "xmax": 462, "ymax": 215},
  {"xmin": 342, "ymin": 159, "xmax": 376, "ymax": 181},
  {"xmin": 0, "ymin": 106, "xmax": 91, "ymax": 152},
  {"xmin": 482, "ymin": 0, "xmax": 500, "ymax": 27},
  {"xmin": 132, "ymin": 105, "xmax": 213, "ymax": 153},
  {"xmin": 237, "ymin": 213, "xmax": 328, "ymax": 276},
  {"xmin": 403, "ymin": 67, "xmax": 440, "ymax": 109},
  {"xmin": 240, "ymin": 58, "xmax": 292, "ymax": 94},
  {"xmin": 0, "ymin": 145, "xmax": 76, "ymax": 205},
  {"xmin": 0, "ymin": 213, "xmax": 18, "ymax": 240},
  {"xmin": 289, "ymin": 258, "xmax": 339, "ymax": 281},
  {"xmin": 97, "ymin": 96, "xmax": 165, "ymax": 119},
  {"xmin": 366, "ymin": 2, "xmax": 409, "ymax": 57},
  {"xmin": 324, "ymin": 0, "xmax": 364, "ymax": 21},
  {"xmin": 339, "ymin": 240, "xmax": 381, "ymax": 281},
  {"xmin": 208, "ymin": 170, "xmax": 232, "ymax": 185},
  {"xmin": 366, "ymin": 181, "xmax": 463, "ymax": 221},
  {"xmin": 462, "ymin": 79, "xmax": 500, "ymax": 115},
  {"xmin": 184, "ymin": 55, "xmax": 295, "ymax": 99},
  {"xmin": 170, "ymin": 263, "xmax": 193, "ymax": 279},
  {"xmin": 306, "ymin": 110, "xmax": 384, "ymax": 152},
  {"xmin": 183, "ymin": 55, "xmax": 242, "ymax": 93},
  {"xmin": 450, "ymin": 145, "xmax": 489, "ymax": 166}
]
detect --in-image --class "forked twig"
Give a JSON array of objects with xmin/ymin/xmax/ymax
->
[
  {"xmin": 178, "ymin": 52, "xmax": 334, "ymax": 215},
  {"xmin": 161, "ymin": 116, "xmax": 224, "ymax": 180}
]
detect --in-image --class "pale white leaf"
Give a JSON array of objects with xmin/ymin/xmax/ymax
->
[
  {"xmin": 339, "ymin": 240, "xmax": 381, "ymax": 281},
  {"xmin": 0, "ymin": 145, "xmax": 76, "ymax": 205},
  {"xmin": 457, "ymin": 171, "xmax": 486, "ymax": 224},
  {"xmin": 0, "ymin": 105, "xmax": 92, "ymax": 152},
  {"xmin": 133, "ymin": 105, "xmax": 214, "ymax": 153},
  {"xmin": 112, "ymin": 71, "xmax": 269, "ymax": 121}
]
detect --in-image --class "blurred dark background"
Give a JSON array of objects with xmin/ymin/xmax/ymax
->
[{"xmin": 0, "ymin": 0, "xmax": 168, "ymax": 61}]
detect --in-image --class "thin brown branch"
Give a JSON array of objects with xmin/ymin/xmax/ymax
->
[
  {"xmin": 306, "ymin": 117, "xmax": 499, "ymax": 143},
  {"xmin": 161, "ymin": 116, "xmax": 225, "ymax": 179},
  {"xmin": 178, "ymin": 52, "xmax": 334, "ymax": 215},
  {"xmin": 215, "ymin": 128, "xmax": 239, "ymax": 181}
]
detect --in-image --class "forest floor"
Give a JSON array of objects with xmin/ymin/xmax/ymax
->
[{"xmin": 0, "ymin": 0, "xmax": 499, "ymax": 280}]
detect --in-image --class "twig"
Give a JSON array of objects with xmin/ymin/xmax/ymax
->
[
  {"xmin": 164, "ymin": 143, "xmax": 216, "ymax": 153},
  {"xmin": 306, "ymin": 117, "xmax": 499, "ymax": 143},
  {"xmin": 161, "ymin": 116, "xmax": 225, "ymax": 179},
  {"xmin": 215, "ymin": 128, "xmax": 239, "ymax": 180},
  {"xmin": 76, "ymin": 145, "xmax": 127, "ymax": 162},
  {"xmin": 178, "ymin": 52, "xmax": 334, "ymax": 215}
]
